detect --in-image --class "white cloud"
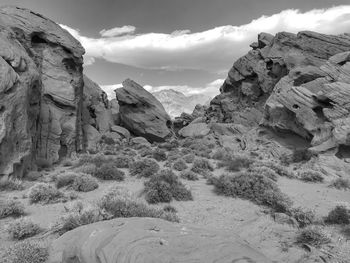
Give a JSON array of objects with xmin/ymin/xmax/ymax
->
[
  {"xmin": 99, "ymin": 25, "xmax": 136, "ymax": 37},
  {"xmin": 60, "ymin": 5, "xmax": 350, "ymax": 72},
  {"xmin": 101, "ymin": 79, "xmax": 223, "ymax": 100}
]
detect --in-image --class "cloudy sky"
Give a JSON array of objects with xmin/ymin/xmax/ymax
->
[{"xmin": 3, "ymin": 0, "xmax": 350, "ymax": 97}]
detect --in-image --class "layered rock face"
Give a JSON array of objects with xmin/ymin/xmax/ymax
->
[
  {"xmin": 262, "ymin": 51, "xmax": 350, "ymax": 152},
  {"xmin": 49, "ymin": 217, "xmax": 271, "ymax": 263},
  {"xmin": 0, "ymin": 6, "xmax": 85, "ymax": 177},
  {"xmin": 208, "ymin": 31, "xmax": 350, "ymax": 125},
  {"xmin": 115, "ymin": 79, "xmax": 172, "ymax": 142}
]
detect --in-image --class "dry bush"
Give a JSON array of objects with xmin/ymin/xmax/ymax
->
[
  {"xmin": 173, "ymin": 159, "xmax": 188, "ymax": 171},
  {"xmin": 248, "ymin": 166, "xmax": 278, "ymax": 182},
  {"xmin": 217, "ymin": 154, "xmax": 253, "ymax": 172},
  {"xmin": 191, "ymin": 158, "xmax": 214, "ymax": 175},
  {"xmin": 0, "ymin": 199, "xmax": 25, "ymax": 219},
  {"xmin": 28, "ymin": 183, "xmax": 65, "ymax": 204},
  {"xmin": 163, "ymin": 205, "xmax": 177, "ymax": 213},
  {"xmin": 94, "ymin": 163, "xmax": 125, "ymax": 181},
  {"xmin": 138, "ymin": 147, "xmax": 153, "ymax": 157},
  {"xmin": 144, "ymin": 169, "xmax": 193, "ymax": 204},
  {"xmin": 129, "ymin": 158, "xmax": 160, "ymax": 178},
  {"xmin": 211, "ymin": 148, "xmax": 231, "ymax": 160},
  {"xmin": 329, "ymin": 178, "xmax": 350, "ymax": 190},
  {"xmin": 324, "ymin": 206, "xmax": 350, "ymax": 224},
  {"xmin": 6, "ymin": 217, "xmax": 42, "ymax": 240},
  {"xmin": 296, "ymin": 226, "xmax": 331, "ymax": 247},
  {"xmin": 55, "ymin": 172, "xmax": 78, "ymax": 188},
  {"xmin": 253, "ymin": 161, "xmax": 295, "ymax": 178},
  {"xmin": 0, "ymin": 179, "xmax": 25, "ymax": 191},
  {"xmin": 114, "ymin": 155, "xmax": 133, "ymax": 168},
  {"xmin": 299, "ymin": 170, "xmax": 324, "ymax": 183},
  {"xmin": 180, "ymin": 170, "xmax": 199, "ymax": 181},
  {"xmin": 183, "ymin": 153, "xmax": 195, "ymax": 163},
  {"xmin": 77, "ymin": 154, "xmax": 109, "ymax": 167},
  {"xmin": 74, "ymin": 163, "xmax": 96, "ymax": 175},
  {"xmin": 181, "ymin": 148, "xmax": 192, "ymax": 155},
  {"xmin": 152, "ymin": 148, "xmax": 167, "ymax": 161},
  {"xmin": 71, "ymin": 174, "xmax": 99, "ymax": 192},
  {"xmin": 213, "ymin": 172, "xmax": 292, "ymax": 212},
  {"xmin": 1, "ymin": 240, "xmax": 48, "ymax": 263},
  {"xmin": 288, "ymin": 207, "xmax": 316, "ymax": 228}
]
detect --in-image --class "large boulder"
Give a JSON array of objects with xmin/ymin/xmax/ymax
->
[
  {"xmin": 115, "ymin": 79, "xmax": 172, "ymax": 142},
  {"xmin": 48, "ymin": 217, "xmax": 271, "ymax": 263},
  {"xmin": 207, "ymin": 31, "xmax": 350, "ymax": 124},
  {"xmin": 262, "ymin": 51, "xmax": 350, "ymax": 153},
  {"xmin": 0, "ymin": 6, "xmax": 85, "ymax": 177}
]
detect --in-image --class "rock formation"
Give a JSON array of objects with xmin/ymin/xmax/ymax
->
[
  {"xmin": 49, "ymin": 217, "xmax": 271, "ymax": 263},
  {"xmin": 207, "ymin": 31, "xmax": 350, "ymax": 125},
  {"xmin": 115, "ymin": 79, "xmax": 172, "ymax": 142},
  {"xmin": 0, "ymin": 6, "xmax": 85, "ymax": 177}
]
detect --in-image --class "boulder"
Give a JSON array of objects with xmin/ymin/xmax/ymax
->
[
  {"xmin": 179, "ymin": 123, "xmax": 210, "ymax": 138},
  {"xmin": 130, "ymin": 137, "xmax": 151, "ymax": 147},
  {"xmin": 207, "ymin": 31, "xmax": 350, "ymax": 124},
  {"xmin": 115, "ymin": 79, "xmax": 172, "ymax": 142},
  {"xmin": 48, "ymin": 217, "xmax": 271, "ymax": 263},
  {"xmin": 111, "ymin": 125, "xmax": 130, "ymax": 139},
  {"xmin": 262, "ymin": 51, "xmax": 350, "ymax": 152},
  {"xmin": 0, "ymin": 6, "xmax": 85, "ymax": 177},
  {"xmin": 110, "ymin": 99, "xmax": 120, "ymax": 125}
]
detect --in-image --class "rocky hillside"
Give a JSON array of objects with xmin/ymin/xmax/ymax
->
[{"xmin": 152, "ymin": 89, "xmax": 210, "ymax": 119}]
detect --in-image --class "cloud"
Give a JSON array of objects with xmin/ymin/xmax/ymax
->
[
  {"xmin": 99, "ymin": 25, "xmax": 136, "ymax": 37},
  {"xmin": 101, "ymin": 79, "xmax": 223, "ymax": 100},
  {"xmin": 61, "ymin": 5, "xmax": 350, "ymax": 72}
]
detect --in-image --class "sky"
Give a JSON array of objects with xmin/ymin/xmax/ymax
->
[{"xmin": 2, "ymin": 0, "xmax": 350, "ymax": 98}]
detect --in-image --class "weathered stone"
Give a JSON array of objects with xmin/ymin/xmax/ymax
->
[
  {"xmin": 179, "ymin": 123, "xmax": 210, "ymax": 138},
  {"xmin": 48, "ymin": 218, "xmax": 271, "ymax": 263},
  {"xmin": 111, "ymin": 125, "xmax": 130, "ymax": 139},
  {"xmin": 115, "ymin": 79, "xmax": 172, "ymax": 142},
  {"xmin": 130, "ymin": 137, "xmax": 151, "ymax": 147}
]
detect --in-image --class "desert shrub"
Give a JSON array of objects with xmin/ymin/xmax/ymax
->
[
  {"xmin": 6, "ymin": 217, "xmax": 42, "ymax": 240},
  {"xmin": 296, "ymin": 226, "xmax": 331, "ymax": 247},
  {"xmin": 94, "ymin": 163, "xmax": 125, "ymax": 181},
  {"xmin": 72, "ymin": 175, "xmax": 99, "ymax": 192},
  {"xmin": 288, "ymin": 207, "xmax": 315, "ymax": 228},
  {"xmin": 0, "ymin": 200, "xmax": 25, "ymax": 218},
  {"xmin": 114, "ymin": 155, "xmax": 132, "ymax": 168},
  {"xmin": 181, "ymin": 148, "xmax": 192, "ymax": 155},
  {"xmin": 35, "ymin": 158, "xmax": 52, "ymax": 169},
  {"xmin": 163, "ymin": 205, "xmax": 177, "ymax": 213},
  {"xmin": 181, "ymin": 137, "xmax": 196, "ymax": 148},
  {"xmin": 249, "ymin": 166, "xmax": 278, "ymax": 181},
  {"xmin": 211, "ymin": 148, "xmax": 231, "ymax": 160},
  {"xmin": 139, "ymin": 147, "xmax": 153, "ymax": 157},
  {"xmin": 144, "ymin": 169, "xmax": 193, "ymax": 203},
  {"xmin": 158, "ymin": 142, "xmax": 173, "ymax": 151},
  {"xmin": 180, "ymin": 170, "xmax": 199, "ymax": 181},
  {"xmin": 281, "ymin": 148, "xmax": 315, "ymax": 165},
  {"xmin": 324, "ymin": 206, "xmax": 350, "ymax": 224},
  {"xmin": 152, "ymin": 148, "xmax": 167, "ymax": 161},
  {"xmin": 74, "ymin": 163, "xmax": 96, "ymax": 175},
  {"xmin": 98, "ymin": 188, "xmax": 179, "ymax": 222},
  {"xmin": 299, "ymin": 170, "xmax": 324, "ymax": 183},
  {"xmin": 121, "ymin": 148, "xmax": 138, "ymax": 157},
  {"xmin": 218, "ymin": 155, "xmax": 253, "ymax": 172},
  {"xmin": 253, "ymin": 161, "xmax": 295, "ymax": 178},
  {"xmin": 77, "ymin": 154, "xmax": 109, "ymax": 167},
  {"xmin": 191, "ymin": 158, "xmax": 214, "ymax": 175},
  {"xmin": 28, "ymin": 183, "xmax": 64, "ymax": 204},
  {"xmin": 0, "ymin": 179, "xmax": 25, "ymax": 191},
  {"xmin": 55, "ymin": 172, "xmax": 78, "ymax": 188},
  {"xmin": 129, "ymin": 158, "xmax": 160, "ymax": 178},
  {"xmin": 329, "ymin": 178, "xmax": 350, "ymax": 190},
  {"xmin": 183, "ymin": 153, "xmax": 195, "ymax": 163},
  {"xmin": 25, "ymin": 171, "xmax": 42, "ymax": 181},
  {"xmin": 173, "ymin": 159, "xmax": 188, "ymax": 171},
  {"xmin": 213, "ymin": 172, "xmax": 292, "ymax": 212},
  {"xmin": 1, "ymin": 240, "xmax": 48, "ymax": 263}
]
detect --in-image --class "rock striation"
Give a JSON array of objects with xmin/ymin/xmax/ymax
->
[
  {"xmin": 0, "ymin": 6, "xmax": 85, "ymax": 177},
  {"xmin": 207, "ymin": 31, "xmax": 350, "ymax": 125},
  {"xmin": 115, "ymin": 79, "xmax": 172, "ymax": 142},
  {"xmin": 48, "ymin": 217, "xmax": 271, "ymax": 263}
]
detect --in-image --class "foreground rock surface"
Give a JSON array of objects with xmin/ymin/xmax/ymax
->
[
  {"xmin": 49, "ymin": 217, "xmax": 271, "ymax": 263},
  {"xmin": 115, "ymin": 79, "xmax": 172, "ymax": 142}
]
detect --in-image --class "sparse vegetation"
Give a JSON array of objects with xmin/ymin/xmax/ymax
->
[
  {"xmin": 253, "ymin": 161, "xmax": 295, "ymax": 178},
  {"xmin": 152, "ymin": 148, "xmax": 167, "ymax": 161},
  {"xmin": 211, "ymin": 148, "xmax": 231, "ymax": 160},
  {"xmin": 217, "ymin": 154, "xmax": 253, "ymax": 172},
  {"xmin": 0, "ymin": 179, "xmax": 25, "ymax": 191},
  {"xmin": 324, "ymin": 206, "xmax": 350, "ymax": 224},
  {"xmin": 6, "ymin": 217, "xmax": 42, "ymax": 240},
  {"xmin": 129, "ymin": 158, "xmax": 160, "ymax": 177},
  {"xmin": 77, "ymin": 154, "xmax": 109, "ymax": 167},
  {"xmin": 299, "ymin": 170, "xmax": 324, "ymax": 183},
  {"xmin": 114, "ymin": 155, "xmax": 132, "ymax": 168},
  {"xmin": 0, "ymin": 199, "xmax": 25, "ymax": 218},
  {"xmin": 180, "ymin": 170, "xmax": 199, "ymax": 181},
  {"xmin": 249, "ymin": 166, "xmax": 278, "ymax": 182},
  {"xmin": 296, "ymin": 226, "xmax": 331, "ymax": 247},
  {"xmin": 213, "ymin": 172, "xmax": 292, "ymax": 212},
  {"xmin": 71, "ymin": 174, "xmax": 99, "ymax": 192},
  {"xmin": 183, "ymin": 153, "xmax": 195, "ymax": 163},
  {"xmin": 55, "ymin": 172, "xmax": 78, "ymax": 188},
  {"xmin": 329, "ymin": 178, "xmax": 350, "ymax": 190},
  {"xmin": 281, "ymin": 148, "xmax": 315, "ymax": 165},
  {"xmin": 28, "ymin": 183, "xmax": 65, "ymax": 204},
  {"xmin": 191, "ymin": 158, "xmax": 214, "ymax": 175},
  {"xmin": 288, "ymin": 207, "xmax": 315, "ymax": 228},
  {"xmin": 144, "ymin": 169, "xmax": 193, "ymax": 203},
  {"xmin": 1, "ymin": 240, "xmax": 49, "ymax": 263},
  {"xmin": 173, "ymin": 159, "xmax": 188, "ymax": 171},
  {"xmin": 163, "ymin": 205, "xmax": 177, "ymax": 213},
  {"xmin": 74, "ymin": 163, "xmax": 96, "ymax": 175},
  {"xmin": 94, "ymin": 163, "xmax": 125, "ymax": 181}
]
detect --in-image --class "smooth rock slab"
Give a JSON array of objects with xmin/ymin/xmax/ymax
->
[
  {"xmin": 179, "ymin": 123, "xmax": 210, "ymax": 138},
  {"xmin": 49, "ymin": 217, "xmax": 271, "ymax": 263}
]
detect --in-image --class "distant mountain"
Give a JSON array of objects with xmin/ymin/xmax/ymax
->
[{"xmin": 152, "ymin": 89, "xmax": 211, "ymax": 119}]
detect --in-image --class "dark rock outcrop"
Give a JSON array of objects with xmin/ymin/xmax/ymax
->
[
  {"xmin": 0, "ymin": 6, "xmax": 85, "ymax": 177},
  {"xmin": 115, "ymin": 79, "xmax": 172, "ymax": 142},
  {"xmin": 49, "ymin": 217, "xmax": 271, "ymax": 263},
  {"xmin": 207, "ymin": 31, "xmax": 350, "ymax": 124}
]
